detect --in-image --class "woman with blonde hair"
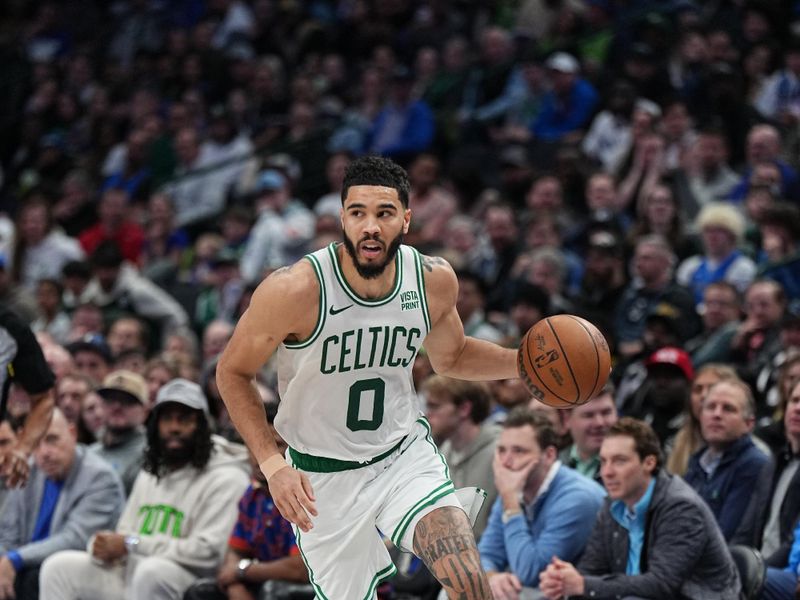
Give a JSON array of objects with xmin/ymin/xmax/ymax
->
[{"xmin": 667, "ymin": 363, "xmax": 738, "ymax": 475}]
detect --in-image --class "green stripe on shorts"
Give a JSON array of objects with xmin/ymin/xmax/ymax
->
[
  {"xmin": 390, "ymin": 480, "xmax": 455, "ymax": 546},
  {"xmin": 297, "ymin": 528, "xmax": 398, "ymax": 600},
  {"xmin": 296, "ymin": 529, "xmax": 330, "ymax": 600}
]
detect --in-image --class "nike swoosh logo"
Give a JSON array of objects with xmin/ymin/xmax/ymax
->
[{"xmin": 329, "ymin": 304, "xmax": 353, "ymax": 315}]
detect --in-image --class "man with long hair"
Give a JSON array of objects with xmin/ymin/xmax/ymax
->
[{"xmin": 39, "ymin": 378, "xmax": 249, "ymax": 600}]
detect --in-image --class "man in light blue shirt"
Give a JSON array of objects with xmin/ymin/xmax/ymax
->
[{"xmin": 478, "ymin": 407, "xmax": 605, "ymax": 598}]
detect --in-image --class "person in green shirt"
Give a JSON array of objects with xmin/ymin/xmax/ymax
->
[{"xmin": 559, "ymin": 383, "xmax": 618, "ymax": 482}]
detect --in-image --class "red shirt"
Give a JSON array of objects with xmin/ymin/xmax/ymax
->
[{"xmin": 79, "ymin": 222, "xmax": 145, "ymax": 265}]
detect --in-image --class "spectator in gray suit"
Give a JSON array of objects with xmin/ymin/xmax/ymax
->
[{"xmin": 0, "ymin": 408, "xmax": 125, "ymax": 600}]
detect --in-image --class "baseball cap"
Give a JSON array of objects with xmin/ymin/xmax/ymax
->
[
  {"xmin": 67, "ymin": 334, "xmax": 113, "ymax": 364},
  {"xmin": 645, "ymin": 302, "xmax": 681, "ymax": 327},
  {"xmin": 545, "ymin": 52, "xmax": 580, "ymax": 74},
  {"xmin": 255, "ymin": 169, "xmax": 286, "ymax": 193},
  {"xmin": 645, "ymin": 347, "xmax": 694, "ymax": 380},
  {"xmin": 587, "ymin": 230, "xmax": 623, "ymax": 256},
  {"xmin": 155, "ymin": 378, "xmax": 210, "ymax": 415},
  {"xmin": 97, "ymin": 370, "xmax": 148, "ymax": 405},
  {"xmin": 499, "ymin": 145, "xmax": 530, "ymax": 168},
  {"xmin": 211, "ymin": 247, "xmax": 239, "ymax": 268}
]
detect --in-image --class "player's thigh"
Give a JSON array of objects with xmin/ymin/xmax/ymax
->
[
  {"xmin": 291, "ymin": 467, "xmax": 396, "ymax": 600},
  {"xmin": 375, "ymin": 419, "xmax": 463, "ymax": 552}
]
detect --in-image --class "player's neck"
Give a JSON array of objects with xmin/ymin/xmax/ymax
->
[{"xmin": 338, "ymin": 245, "xmax": 398, "ymax": 300}]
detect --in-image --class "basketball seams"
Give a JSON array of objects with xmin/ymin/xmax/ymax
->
[
  {"xmin": 564, "ymin": 315, "xmax": 601, "ymax": 400},
  {"xmin": 545, "ymin": 318, "xmax": 581, "ymax": 405},
  {"xmin": 524, "ymin": 327, "xmax": 573, "ymax": 406}
]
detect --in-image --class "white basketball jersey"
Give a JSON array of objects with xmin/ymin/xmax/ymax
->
[{"xmin": 275, "ymin": 243, "xmax": 431, "ymax": 461}]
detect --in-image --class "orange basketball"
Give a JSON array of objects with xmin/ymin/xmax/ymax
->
[{"xmin": 518, "ymin": 314, "xmax": 611, "ymax": 408}]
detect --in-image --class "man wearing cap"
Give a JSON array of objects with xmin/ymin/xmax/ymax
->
[
  {"xmin": 573, "ymin": 228, "xmax": 627, "ymax": 338},
  {"xmin": 532, "ymin": 52, "xmax": 598, "ymax": 142},
  {"xmin": 239, "ymin": 168, "xmax": 315, "ymax": 283},
  {"xmin": 67, "ymin": 334, "xmax": 113, "ymax": 386},
  {"xmin": 622, "ymin": 347, "xmax": 695, "ymax": 445},
  {"xmin": 0, "ymin": 408, "xmax": 124, "ymax": 600},
  {"xmin": 41, "ymin": 378, "xmax": 250, "ymax": 600},
  {"xmin": 684, "ymin": 378, "xmax": 770, "ymax": 540},
  {"xmin": 89, "ymin": 370, "xmax": 148, "ymax": 496}
]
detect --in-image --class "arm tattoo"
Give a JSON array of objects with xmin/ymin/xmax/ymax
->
[
  {"xmin": 421, "ymin": 255, "xmax": 448, "ymax": 272},
  {"xmin": 413, "ymin": 507, "xmax": 491, "ymax": 599}
]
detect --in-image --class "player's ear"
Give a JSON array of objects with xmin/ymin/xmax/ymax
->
[{"xmin": 403, "ymin": 208, "xmax": 411, "ymax": 234}]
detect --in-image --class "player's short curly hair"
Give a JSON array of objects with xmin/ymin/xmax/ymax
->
[{"xmin": 341, "ymin": 155, "xmax": 410, "ymax": 208}]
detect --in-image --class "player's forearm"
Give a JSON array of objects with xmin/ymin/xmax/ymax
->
[
  {"xmin": 16, "ymin": 389, "xmax": 54, "ymax": 455},
  {"xmin": 433, "ymin": 337, "xmax": 518, "ymax": 381},
  {"xmin": 216, "ymin": 368, "xmax": 281, "ymax": 463}
]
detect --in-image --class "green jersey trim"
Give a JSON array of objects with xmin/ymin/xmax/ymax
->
[
  {"xmin": 288, "ymin": 435, "xmax": 406, "ymax": 472},
  {"xmin": 284, "ymin": 254, "xmax": 327, "ymax": 349},
  {"xmin": 411, "ymin": 248, "xmax": 432, "ymax": 333},
  {"xmin": 327, "ymin": 243, "xmax": 403, "ymax": 306}
]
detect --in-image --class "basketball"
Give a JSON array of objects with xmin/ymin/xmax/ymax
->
[{"xmin": 518, "ymin": 314, "xmax": 611, "ymax": 408}]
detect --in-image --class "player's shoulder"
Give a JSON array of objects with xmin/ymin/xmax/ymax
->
[
  {"xmin": 417, "ymin": 252, "xmax": 457, "ymax": 298},
  {"xmin": 251, "ymin": 258, "xmax": 320, "ymax": 307}
]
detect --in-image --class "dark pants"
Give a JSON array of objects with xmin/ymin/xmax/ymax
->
[
  {"xmin": 183, "ymin": 580, "xmax": 234, "ymax": 600},
  {"xmin": 761, "ymin": 567, "xmax": 796, "ymax": 600},
  {"xmin": 15, "ymin": 567, "xmax": 40, "ymax": 600},
  {"xmin": 183, "ymin": 579, "xmax": 315, "ymax": 600}
]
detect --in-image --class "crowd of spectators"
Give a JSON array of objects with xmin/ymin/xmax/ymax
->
[{"xmin": 4, "ymin": 0, "xmax": 800, "ymax": 598}]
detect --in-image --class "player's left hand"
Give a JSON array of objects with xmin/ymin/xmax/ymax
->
[
  {"xmin": 0, "ymin": 448, "xmax": 30, "ymax": 488},
  {"xmin": 269, "ymin": 467, "xmax": 318, "ymax": 532},
  {"xmin": 0, "ymin": 556, "xmax": 16, "ymax": 600}
]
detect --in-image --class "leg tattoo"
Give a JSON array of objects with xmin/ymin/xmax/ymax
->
[{"xmin": 413, "ymin": 507, "xmax": 491, "ymax": 599}]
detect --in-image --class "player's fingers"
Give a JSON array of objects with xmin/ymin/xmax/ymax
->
[
  {"xmin": 285, "ymin": 496, "xmax": 312, "ymax": 532},
  {"xmin": 297, "ymin": 485, "xmax": 317, "ymax": 517},
  {"xmin": 299, "ymin": 473, "xmax": 316, "ymax": 502},
  {"xmin": 509, "ymin": 574, "xmax": 522, "ymax": 591}
]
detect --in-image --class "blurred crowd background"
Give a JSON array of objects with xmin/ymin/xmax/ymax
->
[{"xmin": 3, "ymin": 0, "xmax": 800, "ymax": 598}]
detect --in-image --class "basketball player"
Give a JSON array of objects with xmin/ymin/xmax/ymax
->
[{"xmin": 217, "ymin": 156, "xmax": 518, "ymax": 599}]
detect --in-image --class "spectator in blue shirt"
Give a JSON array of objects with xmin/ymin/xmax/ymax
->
[
  {"xmin": 478, "ymin": 407, "xmax": 605, "ymax": 597},
  {"xmin": 365, "ymin": 66, "xmax": 435, "ymax": 163},
  {"xmin": 684, "ymin": 379, "xmax": 770, "ymax": 540},
  {"xmin": 761, "ymin": 518, "xmax": 800, "ymax": 600},
  {"xmin": 532, "ymin": 53, "xmax": 598, "ymax": 143}
]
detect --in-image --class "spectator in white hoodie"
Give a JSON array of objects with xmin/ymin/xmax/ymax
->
[{"xmin": 40, "ymin": 378, "xmax": 250, "ymax": 600}]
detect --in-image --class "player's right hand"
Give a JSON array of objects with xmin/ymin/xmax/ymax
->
[{"xmin": 268, "ymin": 466, "xmax": 318, "ymax": 532}]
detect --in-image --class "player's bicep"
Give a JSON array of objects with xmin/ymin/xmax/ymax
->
[
  {"xmin": 220, "ymin": 267, "xmax": 315, "ymax": 377},
  {"xmin": 423, "ymin": 305, "xmax": 467, "ymax": 374}
]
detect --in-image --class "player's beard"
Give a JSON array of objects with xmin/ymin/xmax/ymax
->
[{"xmin": 343, "ymin": 229, "xmax": 403, "ymax": 280}]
